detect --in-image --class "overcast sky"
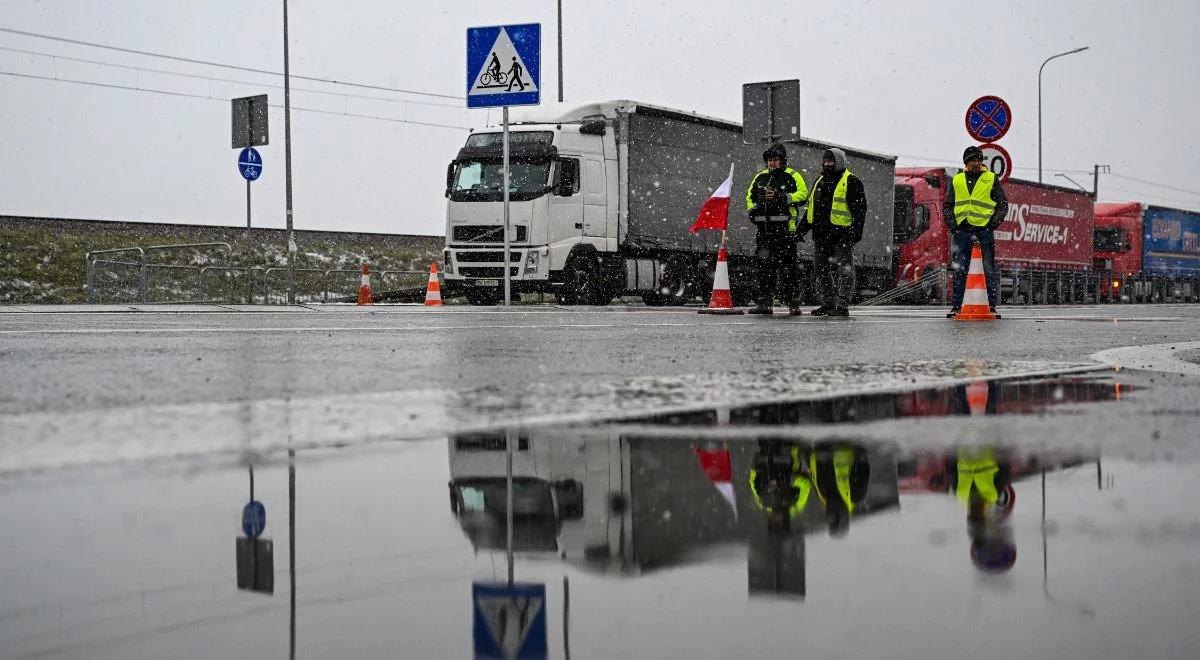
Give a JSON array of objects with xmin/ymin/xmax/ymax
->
[{"xmin": 1, "ymin": 0, "xmax": 1198, "ymax": 235}]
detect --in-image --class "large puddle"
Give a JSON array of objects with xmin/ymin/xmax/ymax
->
[{"xmin": 2, "ymin": 375, "xmax": 1198, "ymax": 659}]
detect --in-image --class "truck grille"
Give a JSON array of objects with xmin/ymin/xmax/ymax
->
[
  {"xmin": 453, "ymin": 225, "xmax": 527, "ymax": 243},
  {"xmin": 455, "ymin": 251, "xmax": 521, "ymax": 263},
  {"xmin": 460, "ymin": 267, "xmax": 519, "ymax": 278}
]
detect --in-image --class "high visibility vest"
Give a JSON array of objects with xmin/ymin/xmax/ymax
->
[
  {"xmin": 807, "ymin": 169, "xmax": 854, "ymax": 228},
  {"xmin": 952, "ymin": 171, "xmax": 998, "ymax": 227},
  {"xmin": 745, "ymin": 167, "xmax": 810, "ymax": 231},
  {"xmin": 810, "ymin": 448, "xmax": 856, "ymax": 513},
  {"xmin": 749, "ymin": 467, "xmax": 813, "ymax": 519},
  {"xmin": 956, "ymin": 448, "xmax": 1000, "ymax": 504}
]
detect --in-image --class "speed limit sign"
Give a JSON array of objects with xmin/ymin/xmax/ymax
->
[{"xmin": 978, "ymin": 142, "xmax": 1013, "ymax": 183}]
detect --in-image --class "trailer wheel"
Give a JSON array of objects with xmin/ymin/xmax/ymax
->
[{"xmin": 560, "ymin": 252, "xmax": 611, "ymax": 305}]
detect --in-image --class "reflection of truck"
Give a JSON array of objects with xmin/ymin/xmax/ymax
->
[
  {"xmin": 1093, "ymin": 202, "xmax": 1200, "ymax": 302},
  {"xmin": 892, "ymin": 168, "xmax": 1094, "ymax": 304},
  {"xmin": 442, "ymin": 101, "xmax": 897, "ymax": 305},
  {"xmin": 446, "ymin": 431, "xmax": 899, "ymax": 572}
]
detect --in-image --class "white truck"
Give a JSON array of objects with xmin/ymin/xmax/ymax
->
[{"xmin": 442, "ymin": 101, "xmax": 898, "ymax": 305}]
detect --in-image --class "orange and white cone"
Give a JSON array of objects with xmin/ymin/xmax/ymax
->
[
  {"xmin": 357, "ymin": 262, "xmax": 373, "ymax": 305},
  {"xmin": 698, "ymin": 246, "xmax": 744, "ymax": 315},
  {"xmin": 424, "ymin": 262, "xmax": 443, "ymax": 306},
  {"xmin": 955, "ymin": 243, "xmax": 997, "ymax": 321},
  {"xmin": 965, "ymin": 380, "xmax": 990, "ymax": 416}
]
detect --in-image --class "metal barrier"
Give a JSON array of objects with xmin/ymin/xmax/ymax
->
[
  {"xmin": 86, "ymin": 243, "xmax": 232, "ymax": 303},
  {"xmin": 85, "ymin": 247, "xmax": 145, "ymax": 303},
  {"xmin": 199, "ymin": 266, "xmax": 265, "ymax": 304}
]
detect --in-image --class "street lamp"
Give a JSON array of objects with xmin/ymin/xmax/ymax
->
[{"xmin": 1039, "ymin": 46, "xmax": 1089, "ymax": 183}]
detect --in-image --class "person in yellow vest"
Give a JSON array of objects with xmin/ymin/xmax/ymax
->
[
  {"xmin": 807, "ymin": 149, "xmax": 868, "ymax": 317},
  {"xmin": 748, "ymin": 441, "xmax": 813, "ymax": 530},
  {"xmin": 808, "ymin": 442, "xmax": 870, "ymax": 537},
  {"xmin": 745, "ymin": 143, "xmax": 810, "ymax": 316},
  {"xmin": 945, "ymin": 146, "xmax": 1009, "ymax": 318},
  {"xmin": 945, "ymin": 446, "xmax": 1017, "ymax": 572}
]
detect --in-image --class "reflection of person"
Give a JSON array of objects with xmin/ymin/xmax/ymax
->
[
  {"xmin": 806, "ymin": 149, "xmax": 868, "ymax": 318},
  {"xmin": 808, "ymin": 442, "xmax": 871, "ymax": 537},
  {"xmin": 748, "ymin": 441, "xmax": 812, "ymax": 529},
  {"xmin": 945, "ymin": 446, "xmax": 1017, "ymax": 573},
  {"xmin": 745, "ymin": 143, "xmax": 810, "ymax": 316},
  {"xmin": 946, "ymin": 146, "xmax": 1008, "ymax": 318}
]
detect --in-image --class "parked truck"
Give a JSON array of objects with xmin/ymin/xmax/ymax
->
[
  {"xmin": 442, "ymin": 101, "xmax": 897, "ymax": 305},
  {"xmin": 1093, "ymin": 202, "xmax": 1200, "ymax": 302},
  {"xmin": 892, "ymin": 168, "xmax": 1095, "ymax": 304}
]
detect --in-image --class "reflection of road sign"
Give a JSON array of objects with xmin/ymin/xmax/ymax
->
[
  {"xmin": 239, "ymin": 147, "xmax": 263, "ymax": 182},
  {"xmin": 979, "ymin": 142, "xmax": 1013, "ymax": 183},
  {"xmin": 242, "ymin": 500, "xmax": 266, "ymax": 537},
  {"xmin": 742, "ymin": 79, "xmax": 801, "ymax": 146},
  {"xmin": 231, "ymin": 94, "xmax": 269, "ymax": 148},
  {"xmin": 965, "ymin": 95, "xmax": 1012, "ymax": 142},
  {"xmin": 472, "ymin": 582, "xmax": 547, "ymax": 659},
  {"xmin": 466, "ymin": 24, "xmax": 541, "ymax": 108}
]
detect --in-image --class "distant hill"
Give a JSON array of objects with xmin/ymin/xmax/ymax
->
[{"xmin": 0, "ymin": 216, "xmax": 444, "ymax": 304}]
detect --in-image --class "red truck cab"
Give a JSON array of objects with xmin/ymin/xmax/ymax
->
[
  {"xmin": 893, "ymin": 167, "xmax": 951, "ymax": 292},
  {"xmin": 1093, "ymin": 202, "xmax": 1142, "ymax": 299}
]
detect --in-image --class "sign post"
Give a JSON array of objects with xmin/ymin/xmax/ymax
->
[
  {"xmin": 232, "ymin": 95, "xmax": 269, "ymax": 230},
  {"xmin": 743, "ymin": 79, "xmax": 801, "ymax": 145},
  {"xmin": 467, "ymin": 23, "xmax": 542, "ymax": 307}
]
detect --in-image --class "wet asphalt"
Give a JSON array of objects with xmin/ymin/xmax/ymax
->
[{"xmin": 1, "ymin": 303, "xmax": 1199, "ymax": 658}]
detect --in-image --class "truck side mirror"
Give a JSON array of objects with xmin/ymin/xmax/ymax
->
[
  {"xmin": 445, "ymin": 163, "xmax": 454, "ymax": 198},
  {"xmin": 553, "ymin": 479, "xmax": 584, "ymax": 520},
  {"xmin": 555, "ymin": 159, "xmax": 579, "ymax": 197}
]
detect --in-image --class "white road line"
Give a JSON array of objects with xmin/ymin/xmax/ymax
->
[{"xmin": 1091, "ymin": 341, "xmax": 1200, "ymax": 376}]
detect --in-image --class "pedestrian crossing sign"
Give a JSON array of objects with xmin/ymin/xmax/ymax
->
[{"xmin": 466, "ymin": 23, "xmax": 541, "ymax": 108}]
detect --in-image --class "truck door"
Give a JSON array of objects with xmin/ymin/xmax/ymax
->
[
  {"xmin": 548, "ymin": 157, "xmax": 583, "ymax": 245},
  {"xmin": 582, "ymin": 157, "xmax": 607, "ymax": 238}
]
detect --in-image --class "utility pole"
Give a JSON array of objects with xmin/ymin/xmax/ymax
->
[
  {"xmin": 283, "ymin": 0, "xmax": 297, "ymax": 304},
  {"xmin": 1093, "ymin": 164, "xmax": 1111, "ymax": 200},
  {"xmin": 557, "ymin": 0, "xmax": 564, "ymax": 102}
]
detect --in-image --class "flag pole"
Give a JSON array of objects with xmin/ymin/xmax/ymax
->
[{"xmin": 720, "ymin": 163, "xmax": 734, "ymax": 248}]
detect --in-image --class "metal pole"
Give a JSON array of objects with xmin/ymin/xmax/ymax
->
[
  {"xmin": 283, "ymin": 0, "xmax": 296, "ymax": 304},
  {"xmin": 1038, "ymin": 46, "xmax": 1090, "ymax": 183},
  {"xmin": 139, "ymin": 253, "xmax": 148, "ymax": 303},
  {"xmin": 505, "ymin": 428, "xmax": 514, "ymax": 586},
  {"xmin": 562, "ymin": 575, "xmax": 571, "ymax": 660},
  {"xmin": 288, "ymin": 448, "xmax": 296, "ymax": 660},
  {"xmin": 84, "ymin": 253, "xmax": 93, "ymax": 303},
  {"xmin": 557, "ymin": 0, "xmax": 564, "ymax": 103},
  {"xmin": 247, "ymin": 179, "xmax": 252, "ymax": 229},
  {"xmin": 502, "ymin": 105, "xmax": 512, "ymax": 307}
]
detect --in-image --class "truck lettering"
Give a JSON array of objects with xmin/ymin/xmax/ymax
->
[{"xmin": 1001, "ymin": 203, "xmax": 1068, "ymax": 245}]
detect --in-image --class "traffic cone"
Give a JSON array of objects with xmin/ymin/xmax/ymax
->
[
  {"xmin": 955, "ymin": 243, "xmax": 997, "ymax": 320},
  {"xmin": 965, "ymin": 381, "xmax": 990, "ymax": 416},
  {"xmin": 357, "ymin": 262, "xmax": 372, "ymax": 305},
  {"xmin": 424, "ymin": 262, "xmax": 443, "ymax": 306},
  {"xmin": 698, "ymin": 246, "xmax": 744, "ymax": 315}
]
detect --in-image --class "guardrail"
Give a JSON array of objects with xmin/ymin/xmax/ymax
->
[{"xmin": 85, "ymin": 243, "xmax": 232, "ymax": 303}]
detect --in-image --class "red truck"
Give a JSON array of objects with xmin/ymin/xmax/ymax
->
[
  {"xmin": 1094, "ymin": 202, "xmax": 1200, "ymax": 302},
  {"xmin": 891, "ymin": 167, "xmax": 1095, "ymax": 304}
]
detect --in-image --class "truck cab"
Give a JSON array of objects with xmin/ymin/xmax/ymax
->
[
  {"xmin": 1092, "ymin": 202, "xmax": 1142, "ymax": 300},
  {"xmin": 443, "ymin": 113, "xmax": 618, "ymax": 305},
  {"xmin": 892, "ymin": 167, "xmax": 951, "ymax": 299}
]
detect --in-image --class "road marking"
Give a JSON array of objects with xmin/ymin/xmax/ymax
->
[{"xmin": 1091, "ymin": 341, "xmax": 1200, "ymax": 376}]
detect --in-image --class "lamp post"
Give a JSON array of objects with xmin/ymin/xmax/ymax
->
[{"xmin": 1039, "ymin": 46, "xmax": 1089, "ymax": 183}]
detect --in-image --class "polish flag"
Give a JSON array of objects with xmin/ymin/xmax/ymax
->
[
  {"xmin": 694, "ymin": 447, "xmax": 738, "ymax": 521},
  {"xmin": 689, "ymin": 163, "xmax": 735, "ymax": 234}
]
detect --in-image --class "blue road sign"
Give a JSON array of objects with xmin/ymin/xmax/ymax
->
[
  {"xmin": 239, "ymin": 147, "xmax": 263, "ymax": 181},
  {"xmin": 466, "ymin": 23, "xmax": 541, "ymax": 108},
  {"xmin": 965, "ymin": 95, "xmax": 1012, "ymax": 143},
  {"xmin": 472, "ymin": 582, "xmax": 547, "ymax": 659},
  {"xmin": 242, "ymin": 500, "xmax": 266, "ymax": 538}
]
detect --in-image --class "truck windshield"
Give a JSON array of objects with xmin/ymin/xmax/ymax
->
[
  {"xmin": 1094, "ymin": 228, "xmax": 1127, "ymax": 252},
  {"xmin": 450, "ymin": 160, "xmax": 552, "ymax": 201}
]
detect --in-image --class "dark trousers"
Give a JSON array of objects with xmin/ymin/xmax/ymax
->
[
  {"xmin": 950, "ymin": 226, "xmax": 998, "ymax": 308},
  {"xmin": 755, "ymin": 228, "xmax": 799, "ymax": 307},
  {"xmin": 814, "ymin": 240, "xmax": 855, "ymax": 309}
]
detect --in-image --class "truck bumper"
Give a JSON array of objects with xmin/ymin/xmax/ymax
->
[{"xmin": 443, "ymin": 246, "xmax": 553, "ymax": 295}]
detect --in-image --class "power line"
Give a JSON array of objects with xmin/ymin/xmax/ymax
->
[
  {"xmin": 0, "ymin": 69, "xmax": 471, "ymax": 131},
  {"xmin": 1108, "ymin": 173, "xmax": 1200, "ymax": 198},
  {"xmin": 0, "ymin": 25, "xmax": 460, "ymax": 100},
  {"xmin": 0, "ymin": 44, "xmax": 462, "ymax": 109}
]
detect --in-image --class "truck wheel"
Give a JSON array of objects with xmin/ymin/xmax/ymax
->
[
  {"xmin": 563, "ymin": 253, "xmax": 610, "ymax": 305},
  {"xmin": 465, "ymin": 288, "xmax": 503, "ymax": 305}
]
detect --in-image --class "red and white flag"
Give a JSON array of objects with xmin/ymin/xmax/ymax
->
[
  {"xmin": 689, "ymin": 163, "xmax": 735, "ymax": 234},
  {"xmin": 694, "ymin": 447, "xmax": 738, "ymax": 521}
]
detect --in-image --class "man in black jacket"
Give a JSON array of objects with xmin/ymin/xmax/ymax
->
[
  {"xmin": 944, "ymin": 146, "xmax": 1009, "ymax": 318},
  {"xmin": 807, "ymin": 148, "xmax": 868, "ymax": 317},
  {"xmin": 745, "ymin": 143, "xmax": 810, "ymax": 315}
]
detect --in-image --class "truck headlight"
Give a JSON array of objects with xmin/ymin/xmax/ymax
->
[{"xmin": 525, "ymin": 250, "xmax": 539, "ymax": 273}]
